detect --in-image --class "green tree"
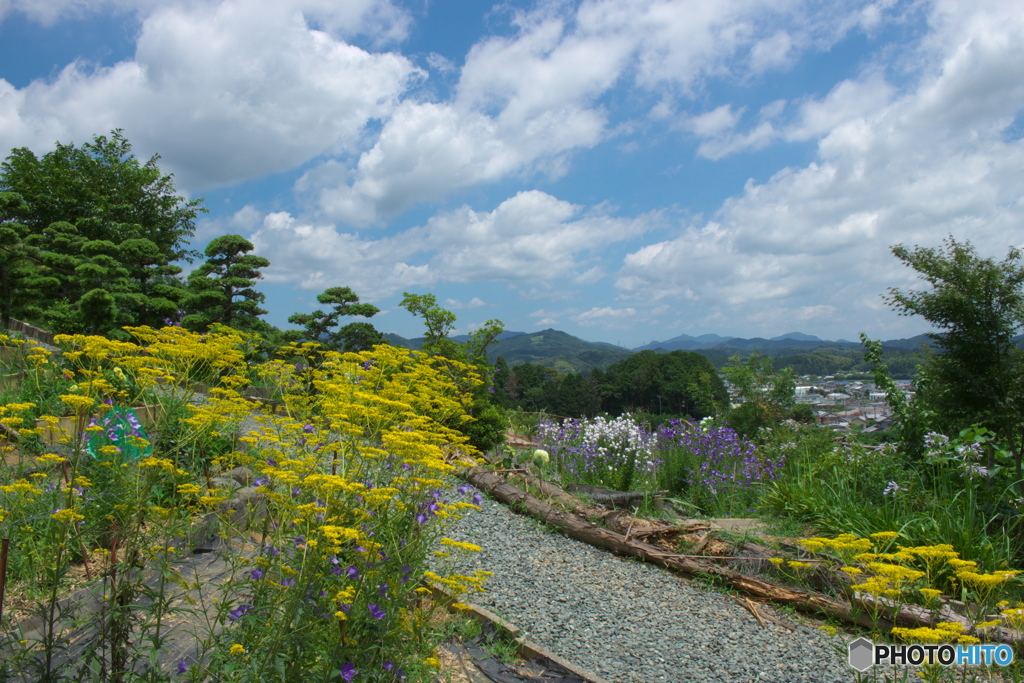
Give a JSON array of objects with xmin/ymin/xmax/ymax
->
[
  {"xmin": 1, "ymin": 130, "xmax": 202, "ymax": 259},
  {"xmin": 183, "ymin": 234, "xmax": 269, "ymax": 332},
  {"xmin": 287, "ymin": 286, "xmax": 383, "ymax": 352},
  {"xmin": 398, "ymin": 292, "xmax": 459, "ymax": 357},
  {"xmin": 602, "ymin": 350, "xmax": 726, "ymax": 419},
  {"xmin": 723, "ymin": 352, "xmax": 796, "ymax": 436},
  {"xmin": 885, "ymin": 237, "xmax": 1024, "ymax": 429},
  {"xmin": 0, "ymin": 192, "xmax": 32, "ymax": 327},
  {"xmin": 882, "ymin": 237, "xmax": 1024, "ymax": 478},
  {"xmin": 0, "ymin": 130, "xmax": 203, "ymax": 333}
]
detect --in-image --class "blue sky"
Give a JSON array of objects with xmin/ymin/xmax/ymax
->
[{"xmin": 2, "ymin": 0, "xmax": 1022, "ymax": 347}]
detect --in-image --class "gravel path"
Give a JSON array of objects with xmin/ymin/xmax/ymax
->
[{"xmin": 440, "ymin": 491, "xmax": 854, "ymax": 683}]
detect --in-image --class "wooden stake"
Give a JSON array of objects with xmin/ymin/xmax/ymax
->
[{"xmin": 0, "ymin": 537, "xmax": 9, "ymax": 624}]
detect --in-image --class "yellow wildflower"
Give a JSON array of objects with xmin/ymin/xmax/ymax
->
[
  {"xmin": 59, "ymin": 394, "xmax": 95, "ymax": 411},
  {"xmin": 50, "ymin": 508, "xmax": 85, "ymax": 523},
  {"xmin": 440, "ymin": 538, "xmax": 483, "ymax": 553}
]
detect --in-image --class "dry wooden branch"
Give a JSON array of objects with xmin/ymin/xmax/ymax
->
[{"xmin": 737, "ymin": 597, "xmax": 767, "ymax": 628}]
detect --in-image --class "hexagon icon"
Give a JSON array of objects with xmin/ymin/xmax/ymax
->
[{"xmin": 848, "ymin": 637, "xmax": 874, "ymax": 672}]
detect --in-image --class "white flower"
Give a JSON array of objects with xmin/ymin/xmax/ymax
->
[
  {"xmin": 882, "ymin": 481, "xmax": 907, "ymax": 496},
  {"xmin": 963, "ymin": 464, "xmax": 989, "ymax": 478},
  {"xmin": 532, "ymin": 449, "xmax": 550, "ymax": 466}
]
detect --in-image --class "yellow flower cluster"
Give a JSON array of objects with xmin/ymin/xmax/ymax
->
[
  {"xmin": 50, "ymin": 508, "xmax": 85, "ymax": 523},
  {"xmin": 440, "ymin": 538, "xmax": 483, "ymax": 553},
  {"xmin": 792, "ymin": 530, "xmax": 1024, "ymax": 644},
  {"xmin": 1, "ymin": 325, "xmax": 489, "ymax": 678},
  {"xmin": 891, "ymin": 622, "xmax": 965, "ymax": 644}
]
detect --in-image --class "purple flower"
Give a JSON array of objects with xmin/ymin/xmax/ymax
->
[
  {"xmin": 253, "ymin": 476, "xmax": 269, "ymax": 487},
  {"xmin": 384, "ymin": 660, "xmax": 394, "ymax": 672},
  {"xmin": 294, "ymin": 535, "xmax": 306, "ymax": 548},
  {"xmin": 281, "ymin": 578, "xmax": 296, "ymax": 588},
  {"xmin": 177, "ymin": 659, "xmax": 187, "ymax": 674},
  {"xmin": 340, "ymin": 662, "xmax": 356, "ymax": 682},
  {"xmin": 347, "ymin": 565, "xmax": 359, "ymax": 579},
  {"xmin": 378, "ymin": 583, "xmax": 389, "ymax": 596},
  {"xmin": 457, "ymin": 484, "xmax": 473, "ymax": 495},
  {"xmin": 249, "ymin": 568, "xmax": 264, "ymax": 581},
  {"xmin": 415, "ymin": 513, "xmax": 428, "ymax": 525},
  {"xmin": 303, "ymin": 423, "xmax": 315, "ymax": 433},
  {"xmin": 266, "ymin": 458, "xmax": 277, "ymax": 467},
  {"xmin": 368, "ymin": 603, "xmax": 386, "ymax": 619},
  {"xmin": 472, "ymin": 493, "xmax": 483, "ymax": 506},
  {"xmin": 228, "ymin": 604, "xmax": 252, "ymax": 621},
  {"xmin": 291, "ymin": 486, "xmax": 301, "ymax": 498}
]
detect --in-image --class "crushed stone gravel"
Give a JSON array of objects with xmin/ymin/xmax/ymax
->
[{"xmin": 438, "ymin": 490, "xmax": 855, "ymax": 683}]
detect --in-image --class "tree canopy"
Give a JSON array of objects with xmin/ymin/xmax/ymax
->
[
  {"xmin": 287, "ymin": 286, "xmax": 383, "ymax": 352},
  {"xmin": 885, "ymin": 236, "xmax": 1024, "ymax": 432},
  {"xmin": 183, "ymin": 234, "xmax": 270, "ymax": 333},
  {"xmin": 0, "ymin": 131, "xmax": 204, "ymax": 335}
]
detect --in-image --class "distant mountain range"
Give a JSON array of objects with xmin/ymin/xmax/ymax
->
[{"xmin": 384, "ymin": 328, "xmax": 936, "ymax": 374}]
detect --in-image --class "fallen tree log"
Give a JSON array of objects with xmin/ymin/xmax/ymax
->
[
  {"xmin": 563, "ymin": 483, "xmax": 652, "ymax": 509},
  {"xmin": 461, "ymin": 467, "xmax": 1024, "ymax": 645}
]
